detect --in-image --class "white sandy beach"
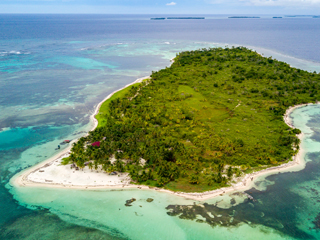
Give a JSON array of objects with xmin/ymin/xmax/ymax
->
[
  {"xmin": 25, "ymin": 154, "xmax": 130, "ymax": 187},
  {"xmin": 11, "ymin": 77, "xmax": 315, "ymax": 201}
]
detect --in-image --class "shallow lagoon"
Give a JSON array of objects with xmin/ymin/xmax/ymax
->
[{"xmin": 9, "ymin": 186, "xmax": 292, "ymax": 240}]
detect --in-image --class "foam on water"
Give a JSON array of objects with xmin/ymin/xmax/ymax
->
[
  {"xmin": 0, "ymin": 50, "xmax": 31, "ymax": 56},
  {"xmin": 0, "ymin": 127, "xmax": 11, "ymax": 133}
]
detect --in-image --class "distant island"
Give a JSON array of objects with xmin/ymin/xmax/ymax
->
[
  {"xmin": 228, "ymin": 16, "xmax": 260, "ymax": 18},
  {"xmin": 273, "ymin": 17, "xmax": 283, "ymax": 19},
  {"xmin": 150, "ymin": 17, "xmax": 205, "ymax": 20},
  {"xmin": 167, "ymin": 17, "xmax": 205, "ymax": 19},
  {"xmin": 285, "ymin": 15, "xmax": 313, "ymax": 18}
]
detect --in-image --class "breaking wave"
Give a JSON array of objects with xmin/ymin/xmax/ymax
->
[{"xmin": 0, "ymin": 50, "xmax": 31, "ymax": 57}]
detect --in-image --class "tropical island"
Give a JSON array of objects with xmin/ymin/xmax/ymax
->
[
  {"xmin": 14, "ymin": 47, "xmax": 320, "ymax": 197},
  {"xmin": 55, "ymin": 46, "xmax": 320, "ymax": 193}
]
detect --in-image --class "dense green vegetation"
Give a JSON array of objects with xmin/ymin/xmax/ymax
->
[
  {"xmin": 67, "ymin": 47, "xmax": 319, "ymax": 192},
  {"xmin": 95, "ymin": 82, "xmax": 141, "ymax": 128}
]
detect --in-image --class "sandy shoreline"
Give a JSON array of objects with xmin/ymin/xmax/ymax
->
[
  {"xmin": 10, "ymin": 77, "xmax": 149, "ymax": 187},
  {"xmin": 10, "ymin": 79, "xmax": 315, "ymax": 201}
]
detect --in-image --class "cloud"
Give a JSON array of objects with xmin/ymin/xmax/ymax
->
[
  {"xmin": 166, "ymin": 2, "xmax": 176, "ymax": 6},
  {"xmin": 244, "ymin": 0, "xmax": 320, "ymax": 6}
]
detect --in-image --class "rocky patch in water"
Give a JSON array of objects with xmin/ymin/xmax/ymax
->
[
  {"xmin": 313, "ymin": 213, "xmax": 320, "ymax": 229},
  {"xmin": 166, "ymin": 189, "xmax": 314, "ymax": 239},
  {"xmin": 125, "ymin": 198, "xmax": 136, "ymax": 207}
]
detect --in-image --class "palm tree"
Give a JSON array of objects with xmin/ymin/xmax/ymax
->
[
  {"xmin": 78, "ymin": 160, "xmax": 85, "ymax": 171},
  {"xmin": 227, "ymin": 166, "xmax": 233, "ymax": 178},
  {"xmin": 115, "ymin": 160, "xmax": 124, "ymax": 172},
  {"xmin": 88, "ymin": 162, "xmax": 93, "ymax": 172},
  {"xmin": 108, "ymin": 165, "xmax": 115, "ymax": 174},
  {"xmin": 102, "ymin": 163, "xmax": 108, "ymax": 173}
]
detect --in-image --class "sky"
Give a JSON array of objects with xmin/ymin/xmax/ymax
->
[{"xmin": 0, "ymin": 0, "xmax": 320, "ymax": 14}]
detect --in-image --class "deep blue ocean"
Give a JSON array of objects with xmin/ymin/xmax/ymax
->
[{"xmin": 2, "ymin": 14, "xmax": 320, "ymax": 239}]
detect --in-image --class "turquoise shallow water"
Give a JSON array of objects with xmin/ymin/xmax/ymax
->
[
  {"xmin": 9, "ymin": 187, "xmax": 293, "ymax": 240},
  {"xmin": 2, "ymin": 14, "xmax": 320, "ymax": 239},
  {"xmin": 6, "ymin": 104, "xmax": 320, "ymax": 240}
]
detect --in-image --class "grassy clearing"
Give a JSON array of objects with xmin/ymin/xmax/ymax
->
[{"xmin": 165, "ymin": 178, "xmax": 228, "ymax": 193}]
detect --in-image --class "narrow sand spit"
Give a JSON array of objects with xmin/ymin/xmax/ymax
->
[{"xmin": 11, "ymin": 81, "xmax": 315, "ymax": 201}]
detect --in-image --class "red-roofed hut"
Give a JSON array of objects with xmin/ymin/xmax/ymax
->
[{"xmin": 91, "ymin": 141, "xmax": 101, "ymax": 147}]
